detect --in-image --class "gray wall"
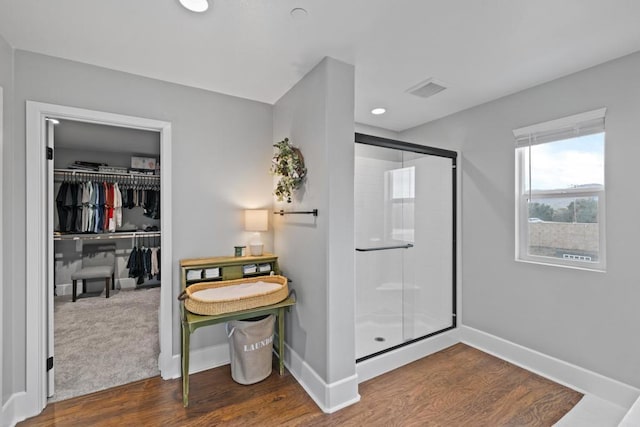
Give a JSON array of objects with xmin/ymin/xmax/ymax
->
[
  {"xmin": 354, "ymin": 123, "xmax": 399, "ymax": 140},
  {"xmin": 7, "ymin": 50, "xmax": 274, "ymax": 394},
  {"xmin": 273, "ymin": 57, "xmax": 356, "ymax": 384},
  {"xmin": 401, "ymin": 51, "xmax": 640, "ymax": 388},
  {"xmin": 0, "ymin": 32, "xmax": 14, "ymax": 406}
]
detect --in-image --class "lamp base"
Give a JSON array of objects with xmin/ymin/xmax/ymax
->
[{"xmin": 249, "ymin": 243, "xmax": 264, "ymax": 256}]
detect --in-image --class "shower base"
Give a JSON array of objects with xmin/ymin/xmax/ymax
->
[{"xmin": 355, "ymin": 316, "xmax": 452, "ymax": 359}]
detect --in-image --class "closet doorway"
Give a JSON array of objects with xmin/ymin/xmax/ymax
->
[
  {"xmin": 25, "ymin": 102, "xmax": 173, "ymax": 412},
  {"xmin": 51, "ymin": 119, "xmax": 162, "ymax": 401}
]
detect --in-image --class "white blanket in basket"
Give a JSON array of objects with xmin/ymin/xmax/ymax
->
[{"xmin": 192, "ymin": 281, "xmax": 282, "ymax": 302}]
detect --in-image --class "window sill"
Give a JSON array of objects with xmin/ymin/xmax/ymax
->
[{"xmin": 514, "ymin": 257, "xmax": 606, "ymax": 273}]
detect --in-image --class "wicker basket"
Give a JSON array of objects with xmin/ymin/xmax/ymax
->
[{"xmin": 178, "ymin": 275, "xmax": 288, "ymax": 316}]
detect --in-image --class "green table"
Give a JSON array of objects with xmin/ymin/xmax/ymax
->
[{"xmin": 180, "ymin": 295, "xmax": 296, "ymax": 407}]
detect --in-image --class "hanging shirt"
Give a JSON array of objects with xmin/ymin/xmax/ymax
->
[
  {"xmin": 55, "ymin": 182, "xmax": 69, "ymax": 232},
  {"xmin": 93, "ymin": 182, "xmax": 104, "ymax": 233},
  {"xmin": 106, "ymin": 182, "xmax": 116, "ymax": 232},
  {"xmin": 151, "ymin": 247, "xmax": 159, "ymax": 277},
  {"xmin": 68, "ymin": 183, "xmax": 79, "ymax": 232},
  {"xmin": 113, "ymin": 183, "xmax": 123, "ymax": 229},
  {"xmin": 81, "ymin": 182, "xmax": 90, "ymax": 232}
]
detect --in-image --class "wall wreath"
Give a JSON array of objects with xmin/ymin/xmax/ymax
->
[{"xmin": 270, "ymin": 138, "xmax": 307, "ymax": 203}]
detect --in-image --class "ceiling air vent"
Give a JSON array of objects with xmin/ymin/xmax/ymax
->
[{"xmin": 406, "ymin": 78, "xmax": 447, "ymax": 99}]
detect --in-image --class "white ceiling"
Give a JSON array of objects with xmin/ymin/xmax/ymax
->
[{"xmin": 1, "ymin": 1, "xmax": 640, "ymax": 131}]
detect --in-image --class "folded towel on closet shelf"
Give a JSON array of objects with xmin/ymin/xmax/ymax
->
[
  {"xmin": 242, "ymin": 264, "xmax": 257, "ymax": 274},
  {"xmin": 186, "ymin": 269, "xmax": 202, "ymax": 281},
  {"xmin": 258, "ymin": 263, "xmax": 271, "ymax": 273},
  {"xmin": 204, "ymin": 268, "xmax": 220, "ymax": 278}
]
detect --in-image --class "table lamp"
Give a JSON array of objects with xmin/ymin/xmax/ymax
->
[{"xmin": 245, "ymin": 209, "xmax": 268, "ymax": 256}]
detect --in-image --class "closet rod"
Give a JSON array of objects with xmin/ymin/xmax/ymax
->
[
  {"xmin": 54, "ymin": 168, "xmax": 160, "ymax": 182},
  {"xmin": 274, "ymin": 209, "xmax": 318, "ymax": 217},
  {"xmin": 53, "ymin": 231, "xmax": 162, "ymax": 241}
]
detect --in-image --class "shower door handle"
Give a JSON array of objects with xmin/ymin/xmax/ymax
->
[{"xmin": 355, "ymin": 243, "xmax": 414, "ymax": 252}]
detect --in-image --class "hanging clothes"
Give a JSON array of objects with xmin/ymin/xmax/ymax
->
[
  {"xmin": 126, "ymin": 240, "xmax": 161, "ymax": 286},
  {"xmin": 55, "ymin": 171, "xmax": 159, "ymax": 234},
  {"xmin": 151, "ymin": 247, "xmax": 159, "ymax": 277},
  {"xmin": 68, "ymin": 183, "xmax": 79, "ymax": 232},
  {"xmin": 93, "ymin": 182, "xmax": 103, "ymax": 233},
  {"xmin": 113, "ymin": 183, "xmax": 123, "ymax": 229},
  {"xmin": 81, "ymin": 181, "xmax": 91, "ymax": 232},
  {"xmin": 55, "ymin": 182, "xmax": 69, "ymax": 232},
  {"xmin": 126, "ymin": 245, "xmax": 146, "ymax": 285},
  {"xmin": 143, "ymin": 190, "xmax": 160, "ymax": 220},
  {"xmin": 105, "ymin": 182, "xmax": 115, "ymax": 232}
]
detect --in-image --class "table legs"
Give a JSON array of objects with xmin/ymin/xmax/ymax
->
[
  {"xmin": 181, "ymin": 305, "xmax": 289, "ymax": 407},
  {"xmin": 182, "ymin": 323, "xmax": 190, "ymax": 407},
  {"xmin": 278, "ymin": 307, "xmax": 285, "ymax": 375}
]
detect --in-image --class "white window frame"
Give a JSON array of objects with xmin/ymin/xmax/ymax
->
[{"xmin": 514, "ymin": 108, "xmax": 606, "ymax": 271}]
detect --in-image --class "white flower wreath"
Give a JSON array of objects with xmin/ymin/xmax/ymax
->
[{"xmin": 270, "ymin": 138, "xmax": 307, "ymax": 202}]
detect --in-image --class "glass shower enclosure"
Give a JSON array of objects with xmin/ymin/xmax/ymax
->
[{"xmin": 354, "ymin": 134, "xmax": 457, "ymax": 361}]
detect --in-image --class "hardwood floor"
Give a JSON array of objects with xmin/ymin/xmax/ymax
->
[{"xmin": 20, "ymin": 343, "xmax": 582, "ymax": 426}]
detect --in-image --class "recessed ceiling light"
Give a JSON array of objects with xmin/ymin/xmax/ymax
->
[
  {"xmin": 290, "ymin": 8, "xmax": 308, "ymax": 19},
  {"xmin": 179, "ymin": 0, "xmax": 209, "ymax": 13},
  {"xmin": 371, "ymin": 108, "xmax": 386, "ymax": 115}
]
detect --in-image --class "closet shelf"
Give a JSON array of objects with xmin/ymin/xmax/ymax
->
[{"xmin": 54, "ymin": 231, "xmax": 161, "ymax": 241}]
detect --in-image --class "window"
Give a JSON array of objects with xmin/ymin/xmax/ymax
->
[
  {"xmin": 386, "ymin": 166, "xmax": 415, "ymax": 241},
  {"xmin": 389, "ymin": 166, "xmax": 415, "ymax": 199},
  {"xmin": 514, "ymin": 108, "xmax": 606, "ymax": 271}
]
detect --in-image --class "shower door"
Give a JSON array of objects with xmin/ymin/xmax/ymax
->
[{"xmin": 354, "ymin": 134, "xmax": 456, "ymax": 361}]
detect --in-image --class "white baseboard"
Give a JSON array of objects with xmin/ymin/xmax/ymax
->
[
  {"xmin": 356, "ymin": 329, "xmax": 460, "ymax": 384},
  {"xmin": 165, "ymin": 342, "xmax": 230, "ymax": 380},
  {"xmin": 2, "ymin": 391, "xmax": 27, "ymax": 427},
  {"xmin": 619, "ymin": 395, "xmax": 640, "ymax": 426},
  {"xmin": 164, "ymin": 340, "xmax": 360, "ymax": 413},
  {"xmin": 459, "ymin": 325, "xmax": 640, "ymax": 409},
  {"xmin": 159, "ymin": 351, "xmax": 180, "ymax": 380},
  {"xmin": 284, "ymin": 343, "xmax": 360, "ymax": 413}
]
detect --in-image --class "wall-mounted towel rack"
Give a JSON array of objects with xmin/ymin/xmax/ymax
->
[
  {"xmin": 274, "ymin": 209, "xmax": 318, "ymax": 217},
  {"xmin": 356, "ymin": 243, "xmax": 414, "ymax": 252}
]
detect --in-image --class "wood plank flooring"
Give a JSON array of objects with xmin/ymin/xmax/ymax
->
[{"xmin": 20, "ymin": 343, "xmax": 582, "ymax": 426}]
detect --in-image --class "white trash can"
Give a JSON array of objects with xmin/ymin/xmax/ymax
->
[{"xmin": 226, "ymin": 314, "xmax": 275, "ymax": 385}]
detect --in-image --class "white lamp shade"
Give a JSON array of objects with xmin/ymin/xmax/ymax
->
[{"xmin": 245, "ymin": 209, "xmax": 268, "ymax": 232}]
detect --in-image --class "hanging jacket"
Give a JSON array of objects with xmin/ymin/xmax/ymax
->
[
  {"xmin": 68, "ymin": 183, "xmax": 78, "ymax": 232},
  {"xmin": 55, "ymin": 182, "xmax": 69, "ymax": 232}
]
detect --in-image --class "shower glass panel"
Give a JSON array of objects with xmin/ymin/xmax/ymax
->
[{"xmin": 355, "ymin": 139, "xmax": 455, "ymax": 360}]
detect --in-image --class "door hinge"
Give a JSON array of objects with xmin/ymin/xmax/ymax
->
[
  {"xmin": 47, "ymin": 356, "xmax": 53, "ymax": 371},
  {"xmin": 46, "ymin": 147, "xmax": 53, "ymax": 160}
]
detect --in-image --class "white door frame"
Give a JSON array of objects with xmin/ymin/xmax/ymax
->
[
  {"xmin": 0, "ymin": 87, "xmax": 4, "ymax": 416},
  {"xmin": 46, "ymin": 120, "xmax": 55, "ymax": 397},
  {"xmin": 25, "ymin": 101, "xmax": 173, "ymax": 414}
]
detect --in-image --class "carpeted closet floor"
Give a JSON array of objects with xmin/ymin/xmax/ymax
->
[{"xmin": 50, "ymin": 287, "xmax": 161, "ymax": 402}]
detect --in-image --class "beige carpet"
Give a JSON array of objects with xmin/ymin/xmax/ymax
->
[{"xmin": 50, "ymin": 287, "xmax": 161, "ymax": 403}]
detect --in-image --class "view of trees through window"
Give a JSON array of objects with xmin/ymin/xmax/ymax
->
[{"xmin": 529, "ymin": 197, "xmax": 598, "ymax": 224}]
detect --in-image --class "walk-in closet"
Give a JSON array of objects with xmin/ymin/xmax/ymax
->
[{"xmin": 51, "ymin": 119, "xmax": 162, "ymax": 402}]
